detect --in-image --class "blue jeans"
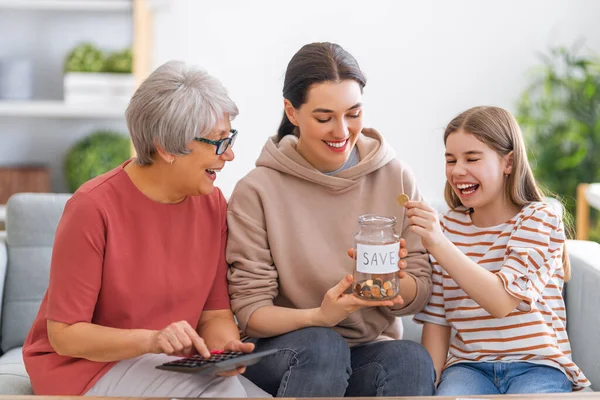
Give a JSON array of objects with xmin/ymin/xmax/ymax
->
[
  {"xmin": 243, "ymin": 327, "xmax": 436, "ymax": 397},
  {"xmin": 436, "ymin": 362, "xmax": 573, "ymax": 396}
]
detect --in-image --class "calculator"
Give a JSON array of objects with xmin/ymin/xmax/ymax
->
[{"xmin": 156, "ymin": 349, "xmax": 278, "ymax": 375}]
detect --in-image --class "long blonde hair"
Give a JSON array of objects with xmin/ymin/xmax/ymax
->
[{"xmin": 443, "ymin": 106, "xmax": 571, "ymax": 281}]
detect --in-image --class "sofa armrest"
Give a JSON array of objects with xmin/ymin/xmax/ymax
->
[
  {"xmin": 0, "ymin": 238, "xmax": 5, "ymax": 273},
  {"xmin": 0, "ymin": 238, "xmax": 5, "ymax": 325},
  {"xmin": 565, "ymin": 239, "xmax": 600, "ymax": 391}
]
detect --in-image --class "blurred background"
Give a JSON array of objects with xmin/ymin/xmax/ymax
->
[{"xmin": 0, "ymin": 0, "xmax": 599, "ymax": 241}]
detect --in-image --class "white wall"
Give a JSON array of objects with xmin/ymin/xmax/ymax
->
[{"xmin": 152, "ymin": 0, "xmax": 600, "ymax": 200}]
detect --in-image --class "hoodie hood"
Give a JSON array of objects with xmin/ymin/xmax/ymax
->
[{"xmin": 255, "ymin": 128, "xmax": 396, "ymax": 191}]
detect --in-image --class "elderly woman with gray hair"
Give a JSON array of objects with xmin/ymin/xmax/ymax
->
[{"xmin": 22, "ymin": 61, "xmax": 268, "ymax": 398}]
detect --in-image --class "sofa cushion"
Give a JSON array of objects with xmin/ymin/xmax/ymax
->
[
  {"xmin": 2, "ymin": 194, "xmax": 70, "ymax": 353},
  {"xmin": 401, "ymin": 316, "xmax": 422, "ymax": 343},
  {"xmin": 0, "ymin": 347, "xmax": 32, "ymax": 395}
]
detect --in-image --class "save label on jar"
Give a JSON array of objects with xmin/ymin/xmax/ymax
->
[{"xmin": 356, "ymin": 242, "xmax": 400, "ymax": 274}]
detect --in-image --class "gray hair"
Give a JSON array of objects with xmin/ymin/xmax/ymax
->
[{"xmin": 126, "ymin": 60, "xmax": 239, "ymax": 165}]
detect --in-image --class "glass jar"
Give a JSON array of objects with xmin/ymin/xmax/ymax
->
[{"xmin": 353, "ymin": 214, "xmax": 401, "ymax": 300}]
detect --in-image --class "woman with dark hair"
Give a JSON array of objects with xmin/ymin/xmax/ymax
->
[{"xmin": 226, "ymin": 42, "xmax": 436, "ymax": 397}]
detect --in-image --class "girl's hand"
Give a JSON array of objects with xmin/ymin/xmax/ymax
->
[
  {"xmin": 150, "ymin": 321, "xmax": 211, "ymax": 358},
  {"xmin": 404, "ymin": 201, "xmax": 447, "ymax": 251},
  {"xmin": 216, "ymin": 340, "xmax": 255, "ymax": 377},
  {"xmin": 315, "ymin": 275, "xmax": 395, "ymax": 327}
]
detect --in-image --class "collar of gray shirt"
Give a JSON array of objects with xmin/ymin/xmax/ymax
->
[{"xmin": 324, "ymin": 146, "xmax": 360, "ymax": 176}]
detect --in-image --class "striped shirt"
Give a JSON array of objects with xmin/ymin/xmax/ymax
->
[{"xmin": 414, "ymin": 202, "xmax": 590, "ymax": 390}]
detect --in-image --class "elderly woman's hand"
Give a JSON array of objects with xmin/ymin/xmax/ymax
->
[
  {"xmin": 215, "ymin": 340, "xmax": 255, "ymax": 377},
  {"xmin": 150, "ymin": 320, "xmax": 211, "ymax": 358}
]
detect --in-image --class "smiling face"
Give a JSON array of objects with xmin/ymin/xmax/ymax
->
[
  {"xmin": 285, "ymin": 80, "xmax": 363, "ymax": 173},
  {"xmin": 173, "ymin": 115, "xmax": 235, "ymax": 196},
  {"xmin": 445, "ymin": 129, "xmax": 513, "ymax": 211}
]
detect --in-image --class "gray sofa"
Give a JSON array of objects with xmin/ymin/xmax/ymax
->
[{"xmin": 0, "ymin": 193, "xmax": 598, "ymax": 394}]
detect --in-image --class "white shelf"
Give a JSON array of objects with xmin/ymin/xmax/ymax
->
[
  {"xmin": 0, "ymin": 0, "xmax": 131, "ymax": 11},
  {"xmin": 0, "ymin": 101, "xmax": 126, "ymax": 118}
]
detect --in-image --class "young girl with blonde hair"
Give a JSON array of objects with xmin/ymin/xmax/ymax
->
[{"xmin": 408, "ymin": 106, "xmax": 590, "ymax": 395}]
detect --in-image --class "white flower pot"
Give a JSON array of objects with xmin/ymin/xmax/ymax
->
[{"xmin": 63, "ymin": 72, "xmax": 135, "ymax": 105}]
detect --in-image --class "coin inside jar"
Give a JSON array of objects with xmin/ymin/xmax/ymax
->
[
  {"xmin": 371, "ymin": 285, "xmax": 382, "ymax": 298},
  {"xmin": 354, "ymin": 278, "xmax": 398, "ymax": 300}
]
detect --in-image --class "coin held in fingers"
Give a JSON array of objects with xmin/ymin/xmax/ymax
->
[{"xmin": 397, "ymin": 194, "xmax": 409, "ymax": 206}]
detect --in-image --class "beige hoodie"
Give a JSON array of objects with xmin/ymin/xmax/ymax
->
[{"xmin": 226, "ymin": 128, "xmax": 432, "ymax": 345}]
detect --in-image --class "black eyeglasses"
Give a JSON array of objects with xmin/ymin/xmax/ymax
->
[{"xmin": 193, "ymin": 129, "xmax": 238, "ymax": 155}]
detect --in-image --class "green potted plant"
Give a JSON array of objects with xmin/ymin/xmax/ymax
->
[
  {"xmin": 64, "ymin": 130, "xmax": 131, "ymax": 192},
  {"xmin": 517, "ymin": 45, "xmax": 600, "ymax": 242},
  {"xmin": 104, "ymin": 48, "xmax": 133, "ymax": 74},
  {"xmin": 64, "ymin": 42, "xmax": 106, "ymax": 73},
  {"xmin": 63, "ymin": 42, "xmax": 135, "ymax": 105}
]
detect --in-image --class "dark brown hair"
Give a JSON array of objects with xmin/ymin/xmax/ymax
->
[{"xmin": 277, "ymin": 42, "xmax": 366, "ymax": 141}]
